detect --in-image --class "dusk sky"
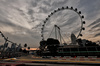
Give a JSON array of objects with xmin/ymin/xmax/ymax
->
[{"xmin": 0, "ymin": 0, "xmax": 100, "ymax": 48}]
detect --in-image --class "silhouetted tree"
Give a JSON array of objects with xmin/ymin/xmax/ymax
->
[
  {"xmin": 24, "ymin": 43, "xmax": 27, "ymax": 47},
  {"xmin": 23, "ymin": 49, "xmax": 27, "ymax": 53},
  {"xmin": 28, "ymin": 47, "xmax": 30, "ymax": 50}
]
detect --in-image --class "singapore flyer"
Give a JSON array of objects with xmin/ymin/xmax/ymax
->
[{"xmin": 41, "ymin": 6, "xmax": 85, "ymax": 44}]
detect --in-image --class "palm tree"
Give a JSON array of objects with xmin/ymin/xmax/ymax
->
[
  {"xmin": 28, "ymin": 47, "xmax": 30, "ymax": 50},
  {"xmin": 24, "ymin": 43, "xmax": 27, "ymax": 47},
  {"xmin": 23, "ymin": 43, "xmax": 27, "ymax": 53},
  {"xmin": 27, "ymin": 47, "xmax": 30, "ymax": 54}
]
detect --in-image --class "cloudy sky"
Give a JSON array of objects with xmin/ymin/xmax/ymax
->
[{"xmin": 0, "ymin": 0, "xmax": 100, "ymax": 48}]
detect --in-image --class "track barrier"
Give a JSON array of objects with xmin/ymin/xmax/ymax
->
[{"xmin": 50, "ymin": 56, "xmax": 100, "ymax": 61}]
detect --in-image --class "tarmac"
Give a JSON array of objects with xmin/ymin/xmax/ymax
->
[{"xmin": 0, "ymin": 55, "xmax": 100, "ymax": 66}]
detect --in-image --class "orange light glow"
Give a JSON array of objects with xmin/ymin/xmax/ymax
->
[{"xmin": 22, "ymin": 48, "xmax": 39, "ymax": 51}]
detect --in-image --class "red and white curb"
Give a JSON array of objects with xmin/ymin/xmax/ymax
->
[{"xmin": 46, "ymin": 56, "xmax": 100, "ymax": 61}]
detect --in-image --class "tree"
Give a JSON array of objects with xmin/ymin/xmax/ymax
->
[
  {"xmin": 28, "ymin": 47, "xmax": 30, "ymax": 50},
  {"xmin": 24, "ymin": 43, "xmax": 27, "ymax": 47}
]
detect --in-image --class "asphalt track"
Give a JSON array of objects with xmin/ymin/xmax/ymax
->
[{"xmin": 0, "ymin": 55, "xmax": 100, "ymax": 66}]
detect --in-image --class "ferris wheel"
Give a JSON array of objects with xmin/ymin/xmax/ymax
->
[{"xmin": 41, "ymin": 6, "xmax": 86, "ymax": 44}]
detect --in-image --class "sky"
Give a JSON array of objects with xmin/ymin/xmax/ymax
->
[{"xmin": 0, "ymin": 0, "xmax": 100, "ymax": 48}]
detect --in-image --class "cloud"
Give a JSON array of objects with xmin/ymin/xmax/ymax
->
[
  {"xmin": 94, "ymin": 33, "xmax": 100, "ymax": 37},
  {"xmin": 78, "ymin": 0, "xmax": 100, "ymax": 19},
  {"xmin": 31, "ymin": 0, "xmax": 40, "ymax": 7},
  {"xmin": 88, "ymin": 18, "xmax": 100, "ymax": 27},
  {"xmin": 91, "ymin": 23, "xmax": 100, "ymax": 29},
  {"xmin": 59, "ymin": 15, "xmax": 79, "ymax": 27},
  {"xmin": 88, "ymin": 18, "xmax": 100, "ymax": 32},
  {"xmin": 96, "ymin": 29, "xmax": 100, "ymax": 31}
]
